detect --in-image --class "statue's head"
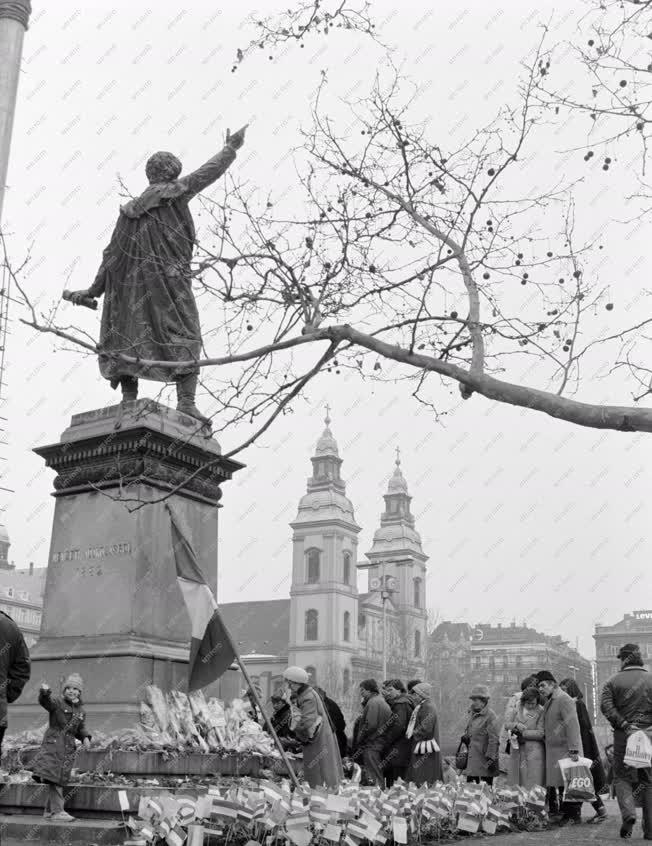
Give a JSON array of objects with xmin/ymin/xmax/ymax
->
[{"xmin": 145, "ymin": 151, "xmax": 182, "ymax": 184}]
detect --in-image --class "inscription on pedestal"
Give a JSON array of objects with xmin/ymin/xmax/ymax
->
[{"xmin": 51, "ymin": 541, "xmax": 132, "ymax": 564}]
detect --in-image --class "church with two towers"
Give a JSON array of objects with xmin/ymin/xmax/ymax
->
[{"xmin": 220, "ymin": 412, "xmax": 429, "ymax": 714}]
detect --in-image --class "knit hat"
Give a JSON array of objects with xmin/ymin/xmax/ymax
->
[
  {"xmin": 63, "ymin": 673, "xmax": 83, "ymax": 693},
  {"xmin": 283, "ymin": 666, "xmax": 309, "ymax": 684},
  {"xmin": 535, "ymin": 670, "xmax": 556, "ymax": 683},
  {"xmin": 469, "ymin": 684, "xmax": 490, "ymax": 699},
  {"xmin": 413, "ymin": 682, "xmax": 432, "ymax": 700}
]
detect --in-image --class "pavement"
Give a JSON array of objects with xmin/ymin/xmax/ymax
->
[{"xmin": 489, "ymin": 800, "xmax": 644, "ymax": 844}]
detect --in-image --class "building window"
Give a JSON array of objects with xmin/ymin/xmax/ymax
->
[
  {"xmin": 474, "ymin": 656, "xmax": 482, "ymax": 670},
  {"xmin": 305, "ymin": 665, "xmax": 316, "ymax": 684},
  {"xmin": 413, "ymin": 578, "xmax": 422, "ymax": 609},
  {"xmin": 306, "ymin": 549, "xmax": 320, "ymax": 584},
  {"xmin": 502, "ymin": 655, "xmax": 509, "ymax": 667},
  {"xmin": 305, "ymin": 609, "xmax": 319, "ymax": 641},
  {"xmin": 516, "ymin": 655, "xmax": 522, "ymax": 667},
  {"xmin": 343, "ymin": 668, "xmax": 351, "ymax": 695},
  {"xmin": 415, "ymin": 630, "xmax": 422, "ymax": 658},
  {"xmin": 489, "ymin": 656, "xmax": 495, "ymax": 670},
  {"xmin": 343, "ymin": 552, "xmax": 351, "ymax": 585},
  {"xmin": 358, "ymin": 611, "xmax": 366, "ymax": 631},
  {"xmin": 343, "ymin": 611, "xmax": 351, "ymax": 642}
]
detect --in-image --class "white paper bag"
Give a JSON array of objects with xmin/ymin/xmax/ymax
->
[{"xmin": 624, "ymin": 730, "xmax": 652, "ymax": 769}]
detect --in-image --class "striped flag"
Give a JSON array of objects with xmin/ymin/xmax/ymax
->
[{"xmin": 167, "ymin": 504, "xmax": 237, "ymax": 691}]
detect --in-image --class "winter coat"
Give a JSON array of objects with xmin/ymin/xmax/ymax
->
[
  {"xmin": 383, "ymin": 694, "xmax": 414, "ymax": 770},
  {"xmin": 31, "ymin": 690, "xmax": 91, "ymax": 786},
  {"xmin": 600, "ymin": 666, "xmax": 652, "ymax": 761},
  {"xmin": 0, "ymin": 611, "xmax": 30, "ymax": 729},
  {"xmin": 291, "ymin": 684, "xmax": 343, "ymax": 789},
  {"xmin": 572, "ymin": 697, "xmax": 606, "ymax": 793},
  {"xmin": 357, "ymin": 693, "xmax": 392, "ymax": 751},
  {"xmin": 542, "ymin": 687, "xmax": 583, "ymax": 787},
  {"xmin": 463, "ymin": 705, "xmax": 500, "ymax": 778},
  {"xmin": 505, "ymin": 703, "xmax": 545, "ymax": 788},
  {"xmin": 322, "ymin": 693, "xmax": 348, "ymax": 760},
  {"xmin": 407, "ymin": 698, "xmax": 443, "ymax": 786}
]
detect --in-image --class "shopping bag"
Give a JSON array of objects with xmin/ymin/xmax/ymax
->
[
  {"xmin": 624, "ymin": 730, "xmax": 652, "ymax": 769},
  {"xmin": 454, "ymin": 741, "xmax": 468, "ymax": 771},
  {"xmin": 558, "ymin": 756, "xmax": 596, "ymax": 802}
]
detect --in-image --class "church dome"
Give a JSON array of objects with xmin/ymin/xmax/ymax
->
[
  {"xmin": 370, "ymin": 521, "xmax": 423, "ymax": 551},
  {"xmin": 387, "ymin": 458, "xmax": 408, "ymax": 495},
  {"xmin": 294, "ymin": 488, "xmax": 357, "ymax": 526},
  {"xmin": 314, "ymin": 412, "xmax": 339, "ymax": 458}
]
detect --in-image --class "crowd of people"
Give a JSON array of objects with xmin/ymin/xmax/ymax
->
[
  {"xmin": 263, "ymin": 644, "xmax": 652, "ymax": 838},
  {"xmin": 0, "ymin": 603, "xmax": 650, "ymax": 837}
]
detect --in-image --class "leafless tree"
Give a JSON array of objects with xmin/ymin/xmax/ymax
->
[{"xmin": 9, "ymin": 15, "xmax": 652, "ymax": 491}]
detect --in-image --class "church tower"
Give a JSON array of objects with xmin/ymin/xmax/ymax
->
[
  {"xmin": 288, "ymin": 409, "xmax": 361, "ymax": 700},
  {"xmin": 362, "ymin": 450, "xmax": 428, "ymax": 678}
]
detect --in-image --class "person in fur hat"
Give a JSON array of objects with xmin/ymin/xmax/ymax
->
[{"xmin": 31, "ymin": 673, "xmax": 91, "ymax": 821}]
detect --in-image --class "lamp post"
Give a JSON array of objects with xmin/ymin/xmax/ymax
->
[{"xmin": 0, "ymin": 0, "xmax": 31, "ymax": 221}]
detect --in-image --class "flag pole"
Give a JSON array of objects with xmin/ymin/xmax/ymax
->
[{"xmin": 221, "ymin": 629, "xmax": 301, "ymax": 789}]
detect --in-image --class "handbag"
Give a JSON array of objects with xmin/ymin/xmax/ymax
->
[{"xmin": 455, "ymin": 740, "xmax": 469, "ymax": 771}]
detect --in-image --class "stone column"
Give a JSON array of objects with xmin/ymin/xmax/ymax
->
[
  {"xmin": 0, "ymin": 0, "xmax": 31, "ymax": 220},
  {"xmin": 12, "ymin": 400, "xmax": 244, "ymax": 732}
]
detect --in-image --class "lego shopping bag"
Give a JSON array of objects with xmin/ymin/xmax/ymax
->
[
  {"xmin": 624, "ymin": 730, "xmax": 652, "ymax": 769},
  {"xmin": 558, "ymin": 757, "xmax": 596, "ymax": 802}
]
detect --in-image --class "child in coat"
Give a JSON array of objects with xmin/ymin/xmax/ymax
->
[{"xmin": 31, "ymin": 673, "xmax": 91, "ymax": 821}]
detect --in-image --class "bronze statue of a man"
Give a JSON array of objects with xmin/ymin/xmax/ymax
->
[{"xmin": 69, "ymin": 126, "xmax": 247, "ymax": 427}]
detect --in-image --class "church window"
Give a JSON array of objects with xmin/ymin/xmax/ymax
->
[
  {"xmin": 343, "ymin": 611, "xmax": 351, "ymax": 642},
  {"xmin": 305, "ymin": 609, "xmax": 319, "ymax": 641},
  {"xmin": 358, "ymin": 611, "xmax": 366, "ymax": 631},
  {"xmin": 413, "ymin": 578, "xmax": 422, "ymax": 608},
  {"xmin": 389, "ymin": 499, "xmax": 398, "ymax": 513},
  {"xmin": 343, "ymin": 668, "xmax": 351, "ymax": 694},
  {"xmin": 306, "ymin": 549, "xmax": 320, "ymax": 584},
  {"xmin": 305, "ymin": 665, "xmax": 317, "ymax": 684},
  {"xmin": 414, "ymin": 629, "xmax": 422, "ymax": 658},
  {"xmin": 343, "ymin": 552, "xmax": 351, "ymax": 585}
]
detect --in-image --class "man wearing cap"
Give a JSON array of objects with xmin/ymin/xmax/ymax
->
[
  {"xmin": 536, "ymin": 670, "xmax": 583, "ymax": 824},
  {"xmin": 462, "ymin": 684, "xmax": 500, "ymax": 785},
  {"xmin": 600, "ymin": 643, "xmax": 652, "ymax": 840},
  {"xmin": 282, "ymin": 666, "xmax": 342, "ymax": 788},
  {"xmin": 356, "ymin": 679, "xmax": 392, "ymax": 786}
]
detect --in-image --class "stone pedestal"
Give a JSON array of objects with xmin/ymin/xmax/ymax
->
[{"xmin": 11, "ymin": 400, "xmax": 244, "ymax": 733}]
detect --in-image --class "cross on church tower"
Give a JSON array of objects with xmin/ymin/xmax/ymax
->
[
  {"xmin": 325, "ymin": 404, "xmax": 331, "ymax": 426},
  {"xmin": 395, "ymin": 446, "xmax": 401, "ymax": 466}
]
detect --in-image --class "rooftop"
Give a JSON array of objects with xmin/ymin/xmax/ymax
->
[{"xmin": 0, "ymin": 567, "xmax": 47, "ymax": 605}]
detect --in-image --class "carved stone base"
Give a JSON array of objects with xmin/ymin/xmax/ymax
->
[{"xmin": 11, "ymin": 401, "xmax": 244, "ymax": 732}]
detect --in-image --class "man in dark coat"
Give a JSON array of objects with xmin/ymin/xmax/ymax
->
[
  {"xmin": 69, "ymin": 127, "xmax": 247, "ymax": 426},
  {"xmin": 315, "ymin": 687, "xmax": 348, "ymax": 760},
  {"xmin": 406, "ymin": 679, "xmax": 422, "ymax": 709},
  {"xmin": 382, "ymin": 679, "xmax": 414, "ymax": 786},
  {"xmin": 356, "ymin": 679, "xmax": 392, "ymax": 786},
  {"xmin": 0, "ymin": 609, "xmax": 30, "ymax": 757},
  {"xmin": 600, "ymin": 643, "xmax": 652, "ymax": 840}
]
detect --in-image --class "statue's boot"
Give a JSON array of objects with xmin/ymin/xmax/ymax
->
[
  {"xmin": 114, "ymin": 376, "xmax": 138, "ymax": 429},
  {"xmin": 176, "ymin": 374, "xmax": 212, "ymax": 429}
]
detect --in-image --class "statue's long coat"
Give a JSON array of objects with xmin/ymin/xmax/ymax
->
[{"xmin": 88, "ymin": 147, "xmax": 236, "ymax": 385}]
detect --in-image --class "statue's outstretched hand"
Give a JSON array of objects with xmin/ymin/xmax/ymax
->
[
  {"xmin": 69, "ymin": 289, "xmax": 92, "ymax": 305},
  {"xmin": 226, "ymin": 125, "xmax": 247, "ymax": 151}
]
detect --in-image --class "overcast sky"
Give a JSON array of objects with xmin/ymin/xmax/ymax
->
[{"xmin": 2, "ymin": 0, "xmax": 650, "ymax": 659}]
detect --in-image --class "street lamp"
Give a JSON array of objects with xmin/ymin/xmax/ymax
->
[{"xmin": 370, "ymin": 565, "xmax": 398, "ymax": 680}]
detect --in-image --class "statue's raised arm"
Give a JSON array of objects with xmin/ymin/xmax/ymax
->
[
  {"xmin": 180, "ymin": 125, "xmax": 248, "ymax": 199},
  {"xmin": 63, "ymin": 124, "xmax": 249, "ymax": 432}
]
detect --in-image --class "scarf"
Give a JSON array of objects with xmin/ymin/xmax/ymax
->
[{"xmin": 406, "ymin": 702, "xmax": 422, "ymax": 739}]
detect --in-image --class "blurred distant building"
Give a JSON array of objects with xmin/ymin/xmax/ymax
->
[
  {"xmin": 0, "ymin": 524, "xmax": 46, "ymax": 648},
  {"xmin": 594, "ymin": 610, "xmax": 652, "ymax": 725},
  {"xmin": 429, "ymin": 619, "xmax": 593, "ymax": 750}
]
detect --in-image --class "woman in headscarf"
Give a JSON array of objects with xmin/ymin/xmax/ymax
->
[
  {"xmin": 406, "ymin": 682, "xmax": 443, "ymax": 786},
  {"xmin": 504, "ymin": 685, "xmax": 545, "ymax": 788},
  {"xmin": 283, "ymin": 666, "xmax": 343, "ymax": 788},
  {"xmin": 462, "ymin": 684, "xmax": 500, "ymax": 785},
  {"xmin": 560, "ymin": 677, "xmax": 608, "ymax": 824}
]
